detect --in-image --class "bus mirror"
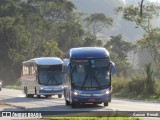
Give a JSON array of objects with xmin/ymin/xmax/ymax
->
[
  {"xmin": 66, "ymin": 62, "xmax": 71, "ymax": 73},
  {"xmin": 63, "ymin": 59, "xmax": 69, "ymax": 65},
  {"xmin": 110, "ymin": 61, "xmax": 115, "ymax": 74},
  {"xmin": 63, "ymin": 59, "xmax": 70, "ymax": 73}
]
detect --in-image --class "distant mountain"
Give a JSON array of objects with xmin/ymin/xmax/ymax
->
[{"xmin": 70, "ymin": 0, "xmax": 160, "ymax": 43}]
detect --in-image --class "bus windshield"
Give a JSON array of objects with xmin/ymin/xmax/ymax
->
[
  {"xmin": 38, "ymin": 65, "xmax": 63, "ymax": 86},
  {"xmin": 71, "ymin": 59, "xmax": 110, "ymax": 89}
]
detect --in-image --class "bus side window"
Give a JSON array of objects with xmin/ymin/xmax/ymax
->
[
  {"xmin": 35, "ymin": 70, "xmax": 38, "ymax": 81},
  {"xmin": 23, "ymin": 66, "xmax": 29, "ymax": 75},
  {"xmin": 29, "ymin": 66, "xmax": 31, "ymax": 75}
]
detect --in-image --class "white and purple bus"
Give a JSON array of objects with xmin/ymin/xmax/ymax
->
[{"xmin": 63, "ymin": 47, "xmax": 115, "ymax": 108}]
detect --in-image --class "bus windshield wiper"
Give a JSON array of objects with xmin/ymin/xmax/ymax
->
[
  {"xmin": 81, "ymin": 74, "xmax": 88, "ymax": 88},
  {"xmin": 45, "ymin": 75, "xmax": 59, "ymax": 85},
  {"xmin": 93, "ymin": 75, "xmax": 102, "ymax": 89}
]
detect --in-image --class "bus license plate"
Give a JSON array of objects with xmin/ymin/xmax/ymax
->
[{"xmin": 88, "ymin": 98, "xmax": 95, "ymax": 102}]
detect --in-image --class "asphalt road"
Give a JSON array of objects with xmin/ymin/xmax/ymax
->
[{"xmin": 0, "ymin": 88, "xmax": 160, "ymax": 119}]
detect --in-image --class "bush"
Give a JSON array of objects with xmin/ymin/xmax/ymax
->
[
  {"xmin": 112, "ymin": 72, "xmax": 159, "ymax": 99},
  {"xmin": 5, "ymin": 79, "xmax": 22, "ymax": 90},
  {"xmin": 112, "ymin": 75, "xmax": 128, "ymax": 93},
  {"xmin": 127, "ymin": 75, "xmax": 146, "ymax": 95},
  {"xmin": 155, "ymin": 80, "xmax": 160, "ymax": 96},
  {"xmin": 145, "ymin": 63, "xmax": 155, "ymax": 95}
]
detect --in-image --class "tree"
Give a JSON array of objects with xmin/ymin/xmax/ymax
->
[
  {"xmin": 83, "ymin": 33, "xmax": 96, "ymax": 47},
  {"xmin": 0, "ymin": 0, "xmax": 25, "ymax": 83},
  {"xmin": 84, "ymin": 13, "xmax": 113, "ymax": 38},
  {"xmin": 145, "ymin": 63, "xmax": 155, "ymax": 95},
  {"xmin": 137, "ymin": 29, "xmax": 160, "ymax": 71},
  {"xmin": 57, "ymin": 20, "xmax": 84, "ymax": 51},
  {"xmin": 96, "ymin": 40, "xmax": 103, "ymax": 47},
  {"xmin": 0, "ymin": 0, "xmax": 79, "ymax": 85},
  {"xmin": 116, "ymin": 4, "xmax": 160, "ymax": 33},
  {"xmin": 116, "ymin": 3, "xmax": 160, "ymax": 78},
  {"xmin": 104, "ymin": 34, "xmax": 133, "ymax": 76}
]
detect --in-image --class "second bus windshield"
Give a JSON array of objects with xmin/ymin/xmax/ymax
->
[
  {"xmin": 71, "ymin": 59, "xmax": 110, "ymax": 89},
  {"xmin": 38, "ymin": 65, "xmax": 63, "ymax": 86}
]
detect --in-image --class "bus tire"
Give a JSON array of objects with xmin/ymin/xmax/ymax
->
[
  {"xmin": 25, "ymin": 87, "xmax": 29, "ymax": 98},
  {"xmin": 29, "ymin": 94, "xmax": 34, "ymax": 98},
  {"xmin": 71, "ymin": 102, "xmax": 77, "ymax": 108},
  {"xmin": 65, "ymin": 99, "xmax": 70, "ymax": 106},
  {"xmin": 58, "ymin": 94, "xmax": 62, "ymax": 98},
  {"xmin": 35, "ymin": 87, "xmax": 37, "ymax": 95},
  {"xmin": 0, "ymin": 87, "xmax": 1, "ymax": 91},
  {"xmin": 104, "ymin": 102, "xmax": 108, "ymax": 106},
  {"xmin": 45, "ymin": 95, "xmax": 52, "ymax": 98},
  {"xmin": 93, "ymin": 103, "xmax": 98, "ymax": 105},
  {"xmin": 24, "ymin": 87, "xmax": 26, "ymax": 94},
  {"xmin": 93, "ymin": 102, "xmax": 102, "ymax": 105},
  {"xmin": 37, "ymin": 95, "xmax": 41, "ymax": 98}
]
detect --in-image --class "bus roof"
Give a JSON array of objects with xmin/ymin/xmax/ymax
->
[
  {"xmin": 70, "ymin": 47, "xmax": 109, "ymax": 59},
  {"xmin": 22, "ymin": 57, "xmax": 63, "ymax": 65}
]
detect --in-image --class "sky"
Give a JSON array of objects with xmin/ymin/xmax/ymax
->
[
  {"xmin": 71, "ymin": 0, "xmax": 160, "ymax": 42},
  {"xmin": 122, "ymin": 0, "xmax": 160, "ymax": 4},
  {"xmin": 149, "ymin": 0, "xmax": 160, "ymax": 2}
]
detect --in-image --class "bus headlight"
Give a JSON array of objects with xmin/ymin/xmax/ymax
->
[
  {"xmin": 40, "ymin": 86, "xmax": 44, "ymax": 90},
  {"xmin": 73, "ymin": 91, "xmax": 79, "ymax": 95},
  {"xmin": 106, "ymin": 90, "xmax": 110, "ymax": 94},
  {"xmin": 73, "ymin": 90, "xmax": 80, "ymax": 96}
]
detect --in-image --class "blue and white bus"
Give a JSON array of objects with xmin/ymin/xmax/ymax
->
[
  {"xmin": 20, "ymin": 57, "xmax": 64, "ymax": 98},
  {"xmin": 63, "ymin": 47, "xmax": 115, "ymax": 108}
]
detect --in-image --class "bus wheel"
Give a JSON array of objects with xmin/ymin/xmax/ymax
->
[
  {"xmin": 93, "ymin": 102, "xmax": 102, "ymax": 105},
  {"xmin": 93, "ymin": 103, "xmax": 98, "ymax": 105},
  {"xmin": 37, "ymin": 95, "xmax": 41, "ymax": 98},
  {"xmin": 0, "ymin": 87, "xmax": 2, "ymax": 91},
  {"xmin": 24, "ymin": 87, "xmax": 26, "ymax": 94},
  {"xmin": 104, "ymin": 102, "xmax": 108, "ymax": 106},
  {"xmin": 45, "ymin": 95, "xmax": 52, "ymax": 98},
  {"xmin": 71, "ymin": 102, "xmax": 77, "ymax": 108},
  {"xmin": 35, "ymin": 88, "xmax": 37, "ymax": 95},
  {"xmin": 65, "ymin": 99, "xmax": 70, "ymax": 106},
  {"xmin": 29, "ymin": 94, "xmax": 34, "ymax": 98},
  {"xmin": 58, "ymin": 94, "xmax": 62, "ymax": 98},
  {"xmin": 25, "ymin": 87, "xmax": 29, "ymax": 98}
]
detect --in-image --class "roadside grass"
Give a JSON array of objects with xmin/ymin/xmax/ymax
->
[
  {"xmin": 112, "ymin": 75, "xmax": 160, "ymax": 101},
  {"xmin": 44, "ymin": 117, "xmax": 141, "ymax": 120},
  {"xmin": 0, "ymin": 102, "xmax": 12, "ymax": 106},
  {"xmin": 5, "ymin": 84, "xmax": 22, "ymax": 90},
  {"xmin": 44, "ymin": 111, "xmax": 141, "ymax": 120},
  {"xmin": 0, "ymin": 102, "xmax": 7, "ymax": 105},
  {"xmin": 5, "ymin": 80, "xmax": 22, "ymax": 90}
]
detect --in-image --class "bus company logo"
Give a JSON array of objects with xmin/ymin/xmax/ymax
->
[{"xmin": 2, "ymin": 112, "xmax": 12, "ymax": 118}]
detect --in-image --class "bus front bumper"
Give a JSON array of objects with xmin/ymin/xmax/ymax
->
[
  {"xmin": 72, "ymin": 93, "xmax": 111, "ymax": 103},
  {"xmin": 39, "ymin": 89, "xmax": 63, "ymax": 95}
]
